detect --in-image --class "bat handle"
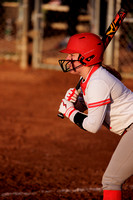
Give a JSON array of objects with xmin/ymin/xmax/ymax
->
[
  {"xmin": 57, "ymin": 112, "xmax": 64, "ymax": 119},
  {"xmin": 77, "ymin": 88, "xmax": 81, "ymax": 94},
  {"xmin": 58, "ymin": 87, "xmax": 81, "ymax": 119}
]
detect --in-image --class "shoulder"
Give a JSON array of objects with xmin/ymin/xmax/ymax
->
[
  {"xmin": 90, "ymin": 66, "xmax": 121, "ymax": 87},
  {"xmin": 88, "ymin": 67, "xmax": 111, "ymax": 87}
]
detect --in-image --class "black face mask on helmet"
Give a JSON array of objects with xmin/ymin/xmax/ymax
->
[
  {"xmin": 58, "ymin": 54, "xmax": 84, "ymax": 72},
  {"xmin": 58, "ymin": 54, "xmax": 97, "ymax": 72}
]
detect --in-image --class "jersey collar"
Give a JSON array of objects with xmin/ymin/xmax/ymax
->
[{"xmin": 80, "ymin": 65, "xmax": 99, "ymax": 95}]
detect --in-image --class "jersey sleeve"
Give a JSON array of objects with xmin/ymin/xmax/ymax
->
[
  {"xmin": 70, "ymin": 79, "xmax": 111, "ymax": 133},
  {"xmin": 83, "ymin": 79, "xmax": 111, "ymax": 132}
]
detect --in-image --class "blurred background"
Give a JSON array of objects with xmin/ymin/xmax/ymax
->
[{"xmin": 0, "ymin": 0, "xmax": 133, "ymax": 78}]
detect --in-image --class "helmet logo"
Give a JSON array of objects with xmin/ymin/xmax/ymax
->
[
  {"xmin": 78, "ymin": 54, "xmax": 95, "ymax": 65},
  {"xmin": 85, "ymin": 55, "xmax": 95, "ymax": 62}
]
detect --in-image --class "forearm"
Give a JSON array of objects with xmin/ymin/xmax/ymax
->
[{"xmin": 69, "ymin": 105, "xmax": 107, "ymax": 133}]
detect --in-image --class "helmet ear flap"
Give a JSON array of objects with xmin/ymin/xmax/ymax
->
[{"xmin": 78, "ymin": 54, "xmax": 96, "ymax": 66}]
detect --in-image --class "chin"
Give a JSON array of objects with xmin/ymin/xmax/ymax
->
[{"xmin": 70, "ymin": 70, "xmax": 78, "ymax": 75}]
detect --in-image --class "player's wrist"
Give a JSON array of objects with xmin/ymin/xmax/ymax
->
[
  {"xmin": 65, "ymin": 106, "xmax": 76, "ymax": 118},
  {"xmin": 69, "ymin": 109, "xmax": 78, "ymax": 122}
]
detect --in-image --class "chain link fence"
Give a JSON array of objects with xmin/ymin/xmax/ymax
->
[
  {"xmin": 0, "ymin": 1, "xmax": 133, "ymax": 78},
  {"xmin": 119, "ymin": 12, "xmax": 133, "ymax": 77},
  {"xmin": 0, "ymin": 2, "xmax": 19, "ymax": 61}
]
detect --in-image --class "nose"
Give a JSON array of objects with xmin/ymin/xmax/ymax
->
[{"xmin": 66, "ymin": 54, "xmax": 71, "ymax": 60}]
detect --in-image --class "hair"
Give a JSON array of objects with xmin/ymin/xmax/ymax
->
[{"xmin": 102, "ymin": 64, "xmax": 122, "ymax": 81}]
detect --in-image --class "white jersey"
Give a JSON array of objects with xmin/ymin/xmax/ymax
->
[{"xmin": 70, "ymin": 66, "xmax": 133, "ymax": 135}]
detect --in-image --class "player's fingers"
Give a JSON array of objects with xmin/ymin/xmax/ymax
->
[
  {"xmin": 65, "ymin": 88, "xmax": 80, "ymax": 102},
  {"xmin": 69, "ymin": 96, "xmax": 77, "ymax": 103}
]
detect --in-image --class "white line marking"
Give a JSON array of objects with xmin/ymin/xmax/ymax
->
[
  {"xmin": 2, "ymin": 185, "xmax": 133, "ymax": 197},
  {"xmin": 0, "ymin": 187, "xmax": 102, "ymax": 197}
]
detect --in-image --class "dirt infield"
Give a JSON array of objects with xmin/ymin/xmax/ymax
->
[{"xmin": 0, "ymin": 61, "xmax": 133, "ymax": 200}]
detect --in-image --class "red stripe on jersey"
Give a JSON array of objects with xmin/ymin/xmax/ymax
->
[{"xmin": 88, "ymin": 98, "xmax": 111, "ymax": 108}]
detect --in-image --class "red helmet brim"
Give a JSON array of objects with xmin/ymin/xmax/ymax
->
[{"xmin": 59, "ymin": 48, "xmax": 77, "ymax": 54}]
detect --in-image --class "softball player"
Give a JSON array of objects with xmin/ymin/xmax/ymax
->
[{"xmin": 58, "ymin": 32, "xmax": 133, "ymax": 200}]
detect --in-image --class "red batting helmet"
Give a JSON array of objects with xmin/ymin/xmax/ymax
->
[{"xmin": 59, "ymin": 33, "xmax": 104, "ymax": 71}]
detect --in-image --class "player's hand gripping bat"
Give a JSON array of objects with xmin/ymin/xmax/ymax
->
[
  {"xmin": 58, "ymin": 6, "xmax": 128, "ymax": 119},
  {"xmin": 58, "ymin": 78, "xmax": 82, "ymax": 119}
]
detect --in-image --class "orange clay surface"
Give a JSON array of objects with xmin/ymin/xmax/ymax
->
[{"xmin": 0, "ymin": 61, "xmax": 132, "ymax": 200}]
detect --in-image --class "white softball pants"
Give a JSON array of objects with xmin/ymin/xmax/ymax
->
[{"xmin": 102, "ymin": 124, "xmax": 133, "ymax": 190}]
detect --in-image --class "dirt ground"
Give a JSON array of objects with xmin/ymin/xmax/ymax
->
[{"xmin": 0, "ymin": 61, "xmax": 133, "ymax": 200}]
